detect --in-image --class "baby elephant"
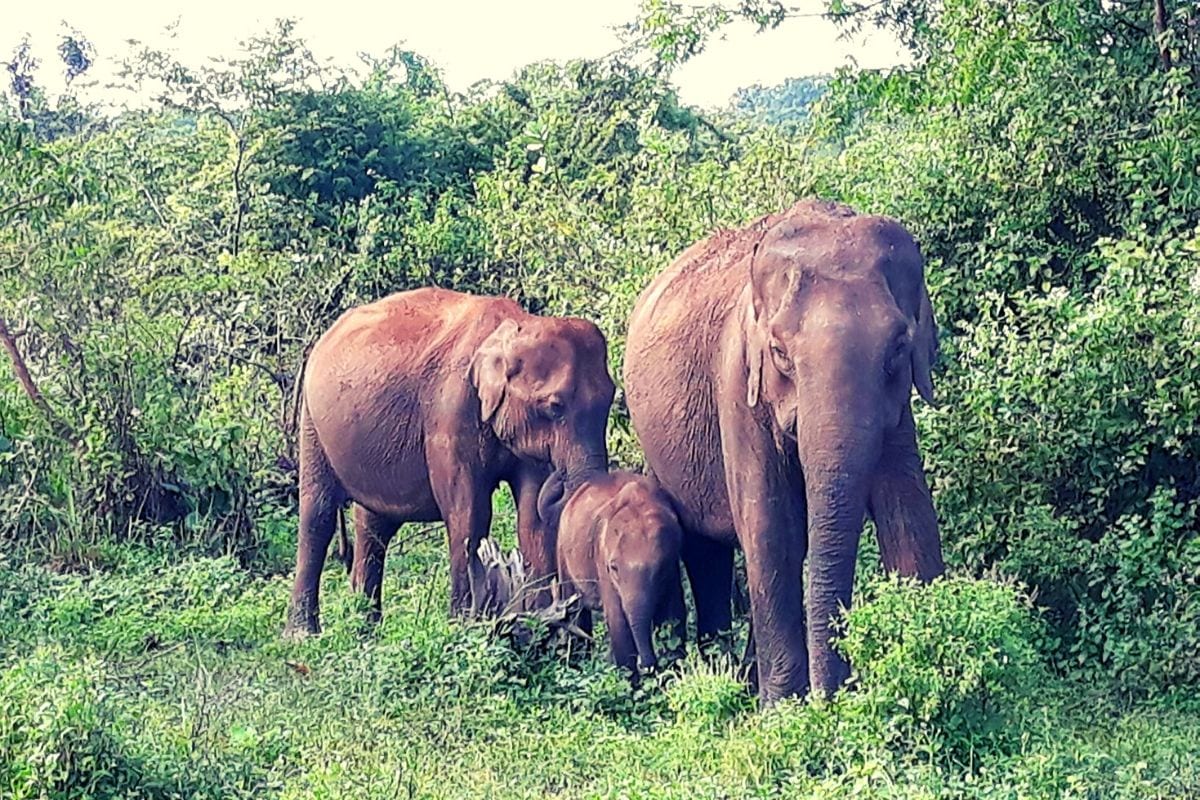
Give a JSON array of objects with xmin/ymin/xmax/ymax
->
[{"xmin": 542, "ymin": 471, "xmax": 686, "ymax": 673}]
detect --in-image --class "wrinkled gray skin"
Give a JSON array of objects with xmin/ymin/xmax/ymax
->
[
  {"xmin": 539, "ymin": 470, "xmax": 686, "ymax": 674},
  {"xmin": 284, "ymin": 287, "xmax": 615, "ymax": 637},
  {"xmin": 623, "ymin": 199, "xmax": 945, "ymax": 703}
]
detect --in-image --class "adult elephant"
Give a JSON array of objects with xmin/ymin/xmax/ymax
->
[
  {"xmin": 623, "ymin": 199, "xmax": 945, "ymax": 702},
  {"xmin": 284, "ymin": 287, "xmax": 615, "ymax": 637}
]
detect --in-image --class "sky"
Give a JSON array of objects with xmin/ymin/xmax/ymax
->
[{"xmin": 5, "ymin": 0, "xmax": 906, "ymax": 110}]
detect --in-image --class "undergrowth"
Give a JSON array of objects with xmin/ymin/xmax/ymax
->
[{"xmin": 1, "ymin": 527, "xmax": 1197, "ymax": 800}]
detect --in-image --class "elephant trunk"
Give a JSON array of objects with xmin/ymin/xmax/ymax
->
[
  {"xmin": 554, "ymin": 403, "xmax": 610, "ymax": 491},
  {"xmin": 798, "ymin": 419, "xmax": 880, "ymax": 698},
  {"xmin": 627, "ymin": 591, "xmax": 659, "ymax": 673},
  {"xmin": 536, "ymin": 468, "xmax": 568, "ymax": 529},
  {"xmin": 562, "ymin": 450, "xmax": 608, "ymax": 492}
]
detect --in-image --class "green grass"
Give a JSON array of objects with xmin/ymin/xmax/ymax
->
[{"xmin": 1, "ymin": 510, "xmax": 1198, "ymax": 799}]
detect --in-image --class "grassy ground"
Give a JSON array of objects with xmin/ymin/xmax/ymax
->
[{"xmin": 2, "ymin": 504, "xmax": 1199, "ymax": 799}]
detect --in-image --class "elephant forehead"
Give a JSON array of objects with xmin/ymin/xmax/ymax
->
[
  {"xmin": 770, "ymin": 274, "xmax": 896, "ymax": 327},
  {"xmin": 760, "ymin": 213, "xmax": 920, "ymax": 277}
]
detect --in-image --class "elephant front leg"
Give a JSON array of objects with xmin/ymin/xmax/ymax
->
[
  {"xmin": 445, "ymin": 494, "xmax": 493, "ymax": 618},
  {"xmin": 720, "ymin": 433, "xmax": 809, "ymax": 700},
  {"xmin": 868, "ymin": 405, "xmax": 944, "ymax": 582},
  {"xmin": 428, "ymin": 438, "xmax": 498, "ymax": 618},
  {"xmin": 511, "ymin": 465, "xmax": 556, "ymax": 610},
  {"xmin": 598, "ymin": 579, "xmax": 639, "ymax": 674},
  {"xmin": 740, "ymin": 515, "xmax": 809, "ymax": 701}
]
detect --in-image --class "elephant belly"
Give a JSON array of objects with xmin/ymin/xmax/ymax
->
[
  {"xmin": 626, "ymin": 357, "xmax": 736, "ymax": 545},
  {"xmin": 624, "ymin": 238, "xmax": 749, "ymax": 547},
  {"xmin": 312, "ymin": 390, "xmax": 443, "ymax": 523}
]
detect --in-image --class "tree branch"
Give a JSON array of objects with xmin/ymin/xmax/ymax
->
[{"xmin": 0, "ymin": 193, "xmax": 51, "ymax": 219}]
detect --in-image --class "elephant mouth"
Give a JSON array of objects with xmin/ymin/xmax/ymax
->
[{"xmin": 777, "ymin": 410, "xmax": 799, "ymax": 442}]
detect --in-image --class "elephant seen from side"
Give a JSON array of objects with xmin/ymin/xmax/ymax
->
[
  {"xmin": 285, "ymin": 287, "xmax": 615, "ymax": 637},
  {"xmin": 623, "ymin": 199, "xmax": 945, "ymax": 702}
]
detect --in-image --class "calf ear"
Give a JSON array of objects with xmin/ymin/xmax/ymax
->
[
  {"xmin": 470, "ymin": 319, "xmax": 521, "ymax": 422},
  {"xmin": 590, "ymin": 513, "xmax": 612, "ymax": 566},
  {"xmin": 911, "ymin": 285, "xmax": 938, "ymax": 406}
]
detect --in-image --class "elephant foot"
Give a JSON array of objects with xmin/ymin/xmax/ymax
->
[
  {"xmin": 282, "ymin": 608, "xmax": 321, "ymax": 641},
  {"xmin": 448, "ymin": 599, "xmax": 474, "ymax": 620}
]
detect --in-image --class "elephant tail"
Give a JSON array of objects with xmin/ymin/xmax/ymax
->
[
  {"xmin": 335, "ymin": 505, "xmax": 352, "ymax": 574},
  {"xmin": 292, "ymin": 349, "xmax": 352, "ymax": 575}
]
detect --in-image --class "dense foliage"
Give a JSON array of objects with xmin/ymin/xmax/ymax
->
[{"xmin": 2, "ymin": 0, "xmax": 1200, "ymax": 794}]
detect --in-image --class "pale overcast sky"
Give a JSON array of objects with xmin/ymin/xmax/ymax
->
[{"xmin": 5, "ymin": 0, "xmax": 906, "ymax": 109}]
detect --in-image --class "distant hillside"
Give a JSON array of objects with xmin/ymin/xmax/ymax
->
[{"xmin": 730, "ymin": 75, "xmax": 828, "ymax": 125}]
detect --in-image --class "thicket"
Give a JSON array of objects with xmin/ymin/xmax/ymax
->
[{"xmin": 2, "ymin": 0, "xmax": 1199, "ymax": 714}]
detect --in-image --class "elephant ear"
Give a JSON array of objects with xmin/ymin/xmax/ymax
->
[
  {"xmin": 470, "ymin": 319, "xmax": 521, "ymax": 422},
  {"xmin": 590, "ymin": 506, "xmax": 613, "ymax": 566},
  {"xmin": 744, "ymin": 298, "xmax": 766, "ymax": 409},
  {"xmin": 911, "ymin": 284, "xmax": 938, "ymax": 406},
  {"xmin": 749, "ymin": 223, "xmax": 796, "ymax": 324},
  {"xmin": 612, "ymin": 481, "xmax": 642, "ymax": 510},
  {"xmin": 744, "ymin": 235, "xmax": 774, "ymax": 409}
]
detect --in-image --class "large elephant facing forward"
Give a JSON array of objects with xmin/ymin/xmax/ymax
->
[
  {"xmin": 285, "ymin": 287, "xmax": 615, "ymax": 637},
  {"xmin": 624, "ymin": 199, "xmax": 945, "ymax": 702}
]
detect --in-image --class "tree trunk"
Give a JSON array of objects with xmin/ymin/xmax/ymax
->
[
  {"xmin": 1154, "ymin": 0, "xmax": 1173, "ymax": 71},
  {"xmin": 0, "ymin": 316, "xmax": 80, "ymax": 448}
]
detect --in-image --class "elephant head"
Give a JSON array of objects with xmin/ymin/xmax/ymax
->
[
  {"xmin": 471, "ymin": 317, "xmax": 615, "ymax": 489},
  {"xmin": 741, "ymin": 205, "xmax": 939, "ymax": 690}
]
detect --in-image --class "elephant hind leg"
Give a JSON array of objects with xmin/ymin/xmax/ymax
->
[
  {"xmin": 285, "ymin": 410, "xmax": 346, "ymax": 638},
  {"xmin": 349, "ymin": 505, "xmax": 400, "ymax": 625},
  {"xmin": 654, "ymin": 564, "xmax": 687, "ymax": 663},
  {"xmin": 681, "ymin": 534, "xmax": 734, "ymax": 648}
]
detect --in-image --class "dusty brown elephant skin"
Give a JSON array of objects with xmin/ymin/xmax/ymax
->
[
  {"xmin": 623, "ymin": 199, "xmax": 945, "ymax": 702},
  {"xmin": 540, "ymin": 470, "xmax": 686, "ymax": 673},
  {"xmin": 284, "ymin": 287, "xmax": 615, "ymax": 637}
]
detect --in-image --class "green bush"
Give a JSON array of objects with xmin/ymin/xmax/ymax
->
[
  {"xmin": 837, "ymin": 575, "xmax": 1047, "ymax": 765},
  {"xmin": 923, "ymin": 230, "xmax": 1200, "ymax": 694},
  {"xmin": 0, "ymin": 649, "xmax": 144, "ymax": 799},
  {"xmin": 664, "ymin": 657, "xmax": 755, "ymax": 731}
]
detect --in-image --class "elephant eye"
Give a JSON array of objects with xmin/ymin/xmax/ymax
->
[
  {"xmin": 769, "ymin": 343, "xmax": 792, "ymax": 372},
  {"xmin": 540, "ymin": 397, "xmax": 566, "ymax": 421},
  {"xmin": 885, "ymin": 336, "xmax": 911, "ymax": 377}
]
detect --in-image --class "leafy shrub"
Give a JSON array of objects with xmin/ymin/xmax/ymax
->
[
  {"xmin": 923, "ymin": 230, "xmax": 1200, "ymax": 695},
  {"xmin": 0, "ymin": 648, "xmax": 144, "ymax": 799},
  {"xmin": 664, "ymin": 656, "xmax": 754, "ymax": 731},
  {"xmin": 836, "ymin": 575, "xmax": 1047, "ymax": 765}
]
